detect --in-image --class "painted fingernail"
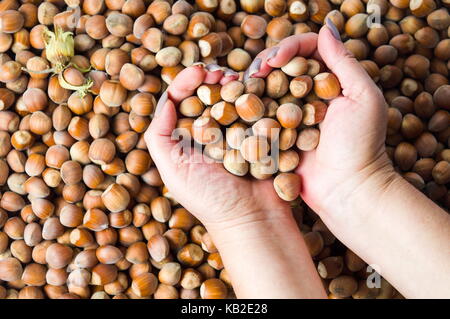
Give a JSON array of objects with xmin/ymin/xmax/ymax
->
[
  {"xmin": 243, "ymin": 69, "xmax": 250, "ymax": 82},
  {"xmin": 266, "ymin": 46, "xmax": 280, "ymax": 60},
  {"xmin": 155, "ymin": 91, "xmax": 168, "ymax": 117},
  {"xmin": 223, "ymin": 68, "xmax": 239, "ymax": 77},
  {"xmin": 243, "ymin": 58, "xmax": 262, "ymax": 82},
  {"xmin": 205, "ymin": 63, "xmax": 224, "ymax": 72},
  {"xmin": 326, "ymin": 18, "xmax": 341, "ymax": 41}
]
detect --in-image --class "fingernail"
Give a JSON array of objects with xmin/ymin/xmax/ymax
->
[
  {"xmin": 155, "ymin": 91, "xmax": 168, "ymax": 117},
  {"xmin": 266, "ymin": 46, "xmax": 280, "ymax": 61},
  {"xmin": 326, "ymin": 18, "xmax": 341, "ymax": 41},
  {"xmin": 205, "ymin": 63, "xmax": 225, "ymax": 72},
  {"xmin": 192, "ymin": 62, "xmax": 206, "ymax": 68},
  {"xmin": 243, "ymin": 58, "xmax": 261, "ymax": 82},
  {"xmin": 223, "ymin": 68, "xmax": 239, "ymax": 77},
  {"xmin": 243, "ymin": 69, "xmax": 250, "ymax": 82}
]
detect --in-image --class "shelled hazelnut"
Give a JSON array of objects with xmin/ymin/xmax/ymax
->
[{"xmin": 200, "ymin": 278, "xmax": 228, "ymax": 299}]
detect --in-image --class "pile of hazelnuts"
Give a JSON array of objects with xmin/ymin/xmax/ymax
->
[
  {"xmin": 0, "ymin": 0, "xmax": 448, "ymax": 300},
  {"xmin": 179, "ymin": 59, "xmax": 341, "ymax": 201}
]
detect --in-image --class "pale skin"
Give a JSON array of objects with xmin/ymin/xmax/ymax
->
[{"xmin": 145, "ymin": 25, "xmax": 450, "ymax": 299}]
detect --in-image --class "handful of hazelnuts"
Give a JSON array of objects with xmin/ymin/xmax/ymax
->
[{"xmin": 174, "ymin": 57, "xmax": 342, "ymax": 201}]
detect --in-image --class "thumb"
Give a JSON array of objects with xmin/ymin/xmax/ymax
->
[
  {"xmin": 145, "ymin": 91, "xmax": 179, "ymax": 168},
  {"xmin": 318, "ymin": 19, "xmax": 382, "ymax": 104}
]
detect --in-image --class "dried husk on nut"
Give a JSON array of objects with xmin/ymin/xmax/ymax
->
[{"xmin": 43, "ymin": 27, "xmax": 75, "ymax": 73}]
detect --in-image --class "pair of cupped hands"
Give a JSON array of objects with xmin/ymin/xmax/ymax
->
[{"xmin": 144, "ymin": 24, "xmax": 390, "ymax": 233}]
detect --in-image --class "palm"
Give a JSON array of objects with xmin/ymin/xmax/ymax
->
[
  {"xmin": 165, "ymin": 160, "xmax": 288, "ymax": 225},
  {"xmin": 297, "ymin": 96, "xmax": 387, "ymax": 211},
  {"xmin": 241, "ymin": 29, "xmax": 392, "ymax": 214},
  {"xmin": 146, "ymin": 65, "xmax": 292, "ymax": 226}
]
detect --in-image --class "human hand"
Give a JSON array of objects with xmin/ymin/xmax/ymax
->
[
  {"xmin": 248, "ymin": 22, "xmax": 392, "ymax": 219},
  {"xmin": 245, "ymin": 23, "xmax": 450, "ymax": 299},
  {"xmin": 144, "ymin": 67, "xmax": 327, "ymax": 298},
  {"xmin": 144, "ymin": 66, "xmax": 291, "ymax": 232}
]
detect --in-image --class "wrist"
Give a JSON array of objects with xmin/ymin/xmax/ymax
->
[
  {"xmin": 318, "ymin": 153, "xmax": 401, "ymax": 226},
  {"xmin": 203, "ymin": 205, "xmax": 296, "ymax": 248},
  {"xmin": 203, "ymin": 206, "xmax": 327, "ymax": 299}
]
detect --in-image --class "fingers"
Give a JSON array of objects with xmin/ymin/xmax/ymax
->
[
  {"xmin": 220, "ymin": 69, "xmax": 240, "ymax": 85},
  {"xmin": 220, "ymin": 75, "xmax": 238, "ymax": 85},
  {"xmin": 318, "ymin": 23, "xmax": 382, "ymax": 104},
  {"xmin": 145, "ymin": 63, "xmax": 238, "ymax": 177},
  {"xmin": 168, "ymin": 65, "xmax": 239, "ymax": 103},
  {"xmin": 267, "ymin": 33, "xmax": 319, "ymax": 68},
  {"xmin": 144, "ymin": 93, "xmax": 205, "ymax": 190},
  {"xmin": 204, "ymin": 64, "xmax": 239, "ymax": 84},
  {"xmin": 167, "ymin": 66, "xmax": 207, "ymax": 103},
  {"xmin": 246, "ymin": 33, "xmax": 319, "ymax": 80},
  {"xmin": 144, "ymin": 96, "xmax": 178, "ymax": 172},
  {"xmin": 204, "ymin": 69, "xmax": 224, "ymax": 84}
]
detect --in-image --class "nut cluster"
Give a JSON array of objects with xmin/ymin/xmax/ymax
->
[
  {"xmin": 0, "ymin": 0, "xmax": 448, "ymax": 300},
  {"xmin": 179, "ymin": 60, "xmax": 341, "ymax": 201}
]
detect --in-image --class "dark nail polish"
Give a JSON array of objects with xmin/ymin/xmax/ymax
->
[
  {"xmin": 243, "ymin": 58, "xmax": 262, "ymax": 82},
  {"xmin": 266, "ymin": 46, "xmax": 280, "ymax": 60},
  {"xmin": 155, "ymin": 91, "xmax": 168, "ymax": 117},
  {"xmin": 326, "ymin": 17, "xmax": 341, "ymax": 41}
]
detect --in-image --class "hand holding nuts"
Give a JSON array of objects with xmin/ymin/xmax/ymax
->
[
  {"xmin": 148, "ymin": 54, "xmax": 340, "ymax": 202},
  {"xmin": 0, "ymin": 0, "xmax": 447, "ymax": 300}
]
